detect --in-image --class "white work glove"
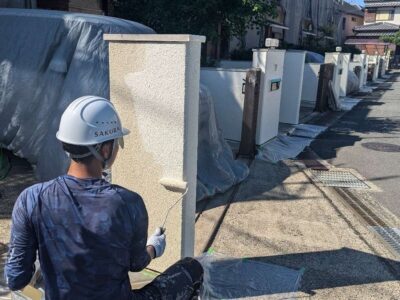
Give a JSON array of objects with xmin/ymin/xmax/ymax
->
[{"xmin": 146, "ymin": 228, "xmax": 166, "ymax": 258}]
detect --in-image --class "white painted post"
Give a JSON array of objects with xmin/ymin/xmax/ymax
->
[
  {"xmin": 380, "ymin": 57, "xmax": 386, "ymax": 77},
  {"xmin": 372, "ymin": 55, "xmax": 380, "ymax": 81},
  {"xmin": 104, "ymin": 34, "xmax": 205, "ymax": 271},
  {"xmin": 361, "ymin": 53, "xmax": 368, "ymax": 87},
  {"xmin": 325, "ymin": 52, "xmax": 343, "ymax": 105},
  {"xmin": 340, "ymin": 53, "xmax": 350, "ymax": 97},
  {"xmin": 280, "ymin": 50, "xmax": 306, "ymax": 125},
  {"xmin": 252, "ymin": 49, "xmax": 285, "ymax": 144}
]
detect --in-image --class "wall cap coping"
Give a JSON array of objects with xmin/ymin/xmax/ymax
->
[
  {"xmin": 252, "ymin": 49, "xmax": 286, "ymax": 53},
  {"xmin": 104, "ymin": 34, "xmax": 206, "ymax": 43}
]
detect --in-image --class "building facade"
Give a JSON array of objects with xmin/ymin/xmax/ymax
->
[
  {"xmin": 230, "ymin": 0, "xmax": 364, "ymax": 55},
  {"xmin": 346, "ymin": 0, "xmax": 400, "ymax": 55}
]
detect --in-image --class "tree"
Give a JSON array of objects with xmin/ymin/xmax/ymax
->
[
  {"xmin": 381, "ymin": 31, "xmax": 400, "ymax": 46},
  {"xmin": 112, "ymin": 0, "xmax": 277, "ymax": 59}
]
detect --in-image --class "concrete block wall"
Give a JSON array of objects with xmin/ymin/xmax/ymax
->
[{"xmin": 104, "ymin": 34, "xmax": 205, "ymax": 271}]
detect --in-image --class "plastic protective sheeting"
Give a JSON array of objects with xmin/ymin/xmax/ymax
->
[
  {"xmin": 0, "ymin": 9, "xmax": 154, "ymax": 180},
  {"xmin": 257, "ymin": 124, "xmax": 327, "ymax": 163},
  {"xmin": 198, "ymin": 252, "xmax": 303, "ymax": 299},
  {"xmin": 346, "ymin": 70, "xmax": 360, "ymax": 94},
  {"xmin": 197, "ymin": 85, "xmax": 249, "ymax": 201},
  {"xmin": 305, "ymin": 51, "xmax": 324, "ymax": 63},
  {"xmin": 340, "ymin": 97, "xmax": 361, "ymax": 111}
]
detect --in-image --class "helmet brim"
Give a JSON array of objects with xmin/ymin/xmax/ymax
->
[{"xmin": 121, "ymin": 127, "xmax": 130, "ymax": 136}]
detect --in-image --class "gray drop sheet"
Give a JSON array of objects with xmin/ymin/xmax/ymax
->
[
  {"xmin": 198, "ymin": 252, "xmax": 303, "ymax": 299},
  {"xmin": 257, "ymin": 124, "xmax": 327, "ymax": 163}
]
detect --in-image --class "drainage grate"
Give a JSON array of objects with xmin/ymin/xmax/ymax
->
[
  {"xmin": 370, "ymin": 226, "xmax": 400, "ymax": 257},
  {"xmin": 310, "ymin": 170, "xmax": 370, "ymax": 189}
]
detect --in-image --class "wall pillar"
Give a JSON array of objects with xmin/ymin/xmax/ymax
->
[
  {"xmin": 252, "ymin": 49, "xmax": 285, "ymax": 145},
  {"xmin": 325, "ymin": 52, "xmax": 343, "ymax": 104},
  {"xmin": 339, "ymin": 54, "xmax": 350, "ymax": 97},
  {"xmin": 104, "ymin": 34, "xmax": 205, "ymax": 271}
]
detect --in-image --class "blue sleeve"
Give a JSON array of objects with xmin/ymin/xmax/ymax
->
[
  {"xmin": 5, "ymin": 189, "xmax": 37, "ymax": 290},
  {"xmin": 124, "ymin": 192, "xmax": 151, "ymax": 272}
]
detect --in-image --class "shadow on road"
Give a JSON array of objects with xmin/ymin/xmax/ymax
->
[
  {"xmin": 310, "ymin": 73, "xmax": 400, "ymax": 162},
  {"xmin": 251, "ymin": 247, "xmax": 400, "ymax": 295}
]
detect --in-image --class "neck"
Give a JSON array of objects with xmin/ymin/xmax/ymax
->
[{"xmin": 67, "ymin": 160, "xmax": 103, "ymax": 179}]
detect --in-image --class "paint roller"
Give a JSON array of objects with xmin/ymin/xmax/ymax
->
[{"xmin": 158, "ymin": 178, "xmax": 189, "ymax": 234}]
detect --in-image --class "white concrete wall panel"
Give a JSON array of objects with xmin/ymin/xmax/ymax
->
[
  {"xmin": 200, "ymin": 68, "xmax": 248, "ymax": 141},
  {"xmin": 301, "ymin": 63, "xmax": 321, "ymax": 104},
  {"xmin": 105, "ymin": 34, "xmax": 205, "ymax": 271},
  {"xmin": 280, "ymin": 51, "xmax": 306, "ymax": 124},
  {"xmin": 253, "ymin": 49, "xmax": 285, "ymax": 145}
]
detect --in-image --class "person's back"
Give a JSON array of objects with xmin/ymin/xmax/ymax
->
[
  {"xmin": 8, "ymin": 174, "xmax": 150, "ymax": 299},
  {"xmin": 5, "ymin": 96, "xmax": 203, "ymax": 299}
]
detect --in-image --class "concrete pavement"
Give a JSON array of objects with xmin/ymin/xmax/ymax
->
[{"xmin": 195, "ymin": 158, "xmax": 400, "ymax": 299}]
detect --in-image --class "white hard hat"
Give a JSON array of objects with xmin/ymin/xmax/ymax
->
[{"xmin": 56, "ymin": 95, "xmax": 130, "ymax": 146}]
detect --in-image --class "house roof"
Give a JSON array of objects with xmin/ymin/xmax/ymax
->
[
  {"xmin": 345, "ymin": 38, "xmax": 390, "ymax": 45},
  {"xmin": 340, "ymin": 2, "xmax": 365, "ymax": 17},
  {"xmin": 354, "ymin": 31, "xmax": 397, "ymax": 37},
  {"xmin": 365, "ymin": 0, "xmax": 400, "ymax": 8},
  {"xmin": 354, "ymin": 22, "xmax": 400, "ymax": 31}
]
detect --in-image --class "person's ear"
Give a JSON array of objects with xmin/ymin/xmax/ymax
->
[{"xmin": 100, "ymin": 142, "xmax": 113, "ymax": 159}]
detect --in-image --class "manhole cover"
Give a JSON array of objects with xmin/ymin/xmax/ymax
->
[
  {"xmin": 310, "ymin": 170, "xmax": 370, "ymax": 189},
  {"xmin": 362, "ymin": 142, "xmax": 400, "ymax": 153}
]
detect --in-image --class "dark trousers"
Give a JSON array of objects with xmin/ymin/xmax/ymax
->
[{"xmin": 132, "ymin": 257, "xmax": 203, "ymax": 300}]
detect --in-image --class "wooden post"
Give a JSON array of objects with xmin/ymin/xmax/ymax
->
[
  {"xmin": 238, "ymin": 68, "xmax": 261, "ymax": 158},
  {"xmin": 315, "ymin": 63, "xmax": 334, "ymax": 112}
]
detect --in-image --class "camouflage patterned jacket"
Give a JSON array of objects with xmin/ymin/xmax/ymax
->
[{"xmin": 5, "ymin": 175, "xmax": 150, "ymax": 300}]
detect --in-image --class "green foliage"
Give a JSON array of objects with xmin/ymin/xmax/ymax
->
[
  {"xmin": 279, "ymin": 39, "xmax": 360, "ymax": 56},
  {"xmin": 380, "ymin": 31, "xmax": 400, "ymax": 46},
  {"xmin": 230, "ymin": 48, "xmax": 253, "ymax": 60},
  {"xmin": 112, "ymin": 0, "xmax": 277, "ymax": 42}
]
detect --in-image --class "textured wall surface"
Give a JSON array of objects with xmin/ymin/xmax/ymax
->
[{"xmin": 105, "ymin": 34, "xmax": 204, "ymax": 271}]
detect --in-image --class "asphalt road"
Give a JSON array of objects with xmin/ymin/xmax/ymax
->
[{"xmin": 311, "ymin": 71, "xmax": 400, "ymax": 217}]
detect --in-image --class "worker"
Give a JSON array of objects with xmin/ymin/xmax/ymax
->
[{"xmin": 5, "ymin": 96, "xmax": 203, "ymax": 299}]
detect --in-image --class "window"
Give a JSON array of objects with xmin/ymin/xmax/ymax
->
[
  {"xmin": 351, "ymin": 17, "xmax": 357, "ymax": 22},
  {"xmin": 343, "ymin": 17, "xmax": 346, "ymax": 30},
  {"xmin": 364, "ymin": 9, "xmax": 376, "ymax": 22},
  {"xmin": 376, "ymin": 10, "xmax": 394, "ymax": 21}
]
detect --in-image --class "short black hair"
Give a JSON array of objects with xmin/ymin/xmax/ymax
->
[
  {"xmin": 62, "ymin": 140, "xmax": 114, "ymax": 164},
  {"xmin": 62, "ymin": 143, "xmax": 94, "ymax": 164}
]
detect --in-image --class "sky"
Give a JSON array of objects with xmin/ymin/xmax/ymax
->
[{"xmin": 347, "ymin": 0, "xmax": 365, "ymax": 6}]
